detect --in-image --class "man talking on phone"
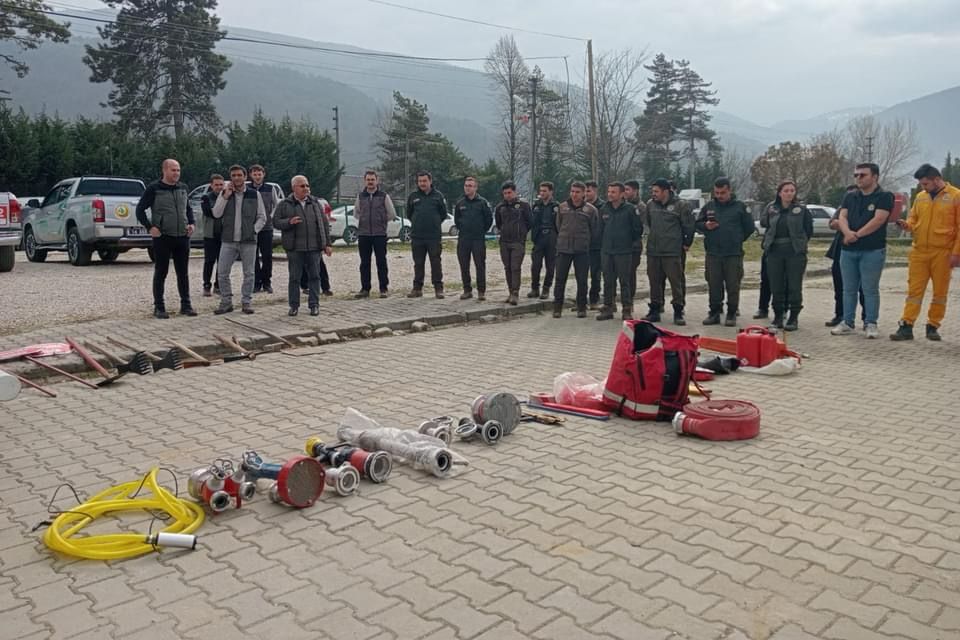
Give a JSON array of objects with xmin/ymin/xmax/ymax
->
[{"xmin": 274, "ymin": 175, "xmax": 333, "ymax": 316}]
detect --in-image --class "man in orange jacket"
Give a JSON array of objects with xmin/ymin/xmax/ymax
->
[{"xmin": 890, "ymin": 163, "xmax": 960, "ymax": 341}]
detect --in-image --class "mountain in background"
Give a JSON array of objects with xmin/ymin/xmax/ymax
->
[{"xmin": 2, "ymin": 12, "xmax": 958, "ymax": 175}]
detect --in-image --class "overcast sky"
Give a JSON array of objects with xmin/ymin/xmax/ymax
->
[{"xmin": 65, "ymin": 0, "xmax": 959, "ymax": 125}]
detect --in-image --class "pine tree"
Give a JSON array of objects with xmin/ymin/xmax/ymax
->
[
  {"xmin": 83, "ymin": 0, "xmax": 230, "ymax": 140},
  {"xmin": 675, "ymin": 59, "xmax": 721, "ymax": 187},
  {"xmin": 634, "ymin": 53, "xmax": 682, "ymax": 183},
  {"xmin": 0, "ymin": 0, "xmax": 70, "ymax": 81}
]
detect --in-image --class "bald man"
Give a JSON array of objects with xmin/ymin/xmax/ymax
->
[{"xmin": 136, "ymin": 158, "xmax": 196, "ymax": 319}]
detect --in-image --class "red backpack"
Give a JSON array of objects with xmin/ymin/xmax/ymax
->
[{"xmin": 602, "ymin": 320, "xmax": 699, "ymax": 421}]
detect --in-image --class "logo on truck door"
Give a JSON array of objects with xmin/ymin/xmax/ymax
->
[{"xmin": 115, "ymin": 204, "xmax": 130, "ymax": 219}]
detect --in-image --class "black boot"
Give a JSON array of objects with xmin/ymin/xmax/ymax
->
[
  {"xmin": 673, "ymin": 305, "xmax": 686, "ymax": 326},
  {"xmin": 889, "ymin": 321, "xmax": 914, "ymax": 341},
  {"xmin": 770, "ymin": 313, "xmax": 784, "ymax": 329},
  {"xmin": 925, "ymin": 324, "xmax": 941, "ymax": 341},
  {"xmin": 702, "ymin": 312, "xmax": 721, "ymax": 326},
  {"xmin": 642, "ymin": 304, "xmax": 660, "ymax": 323},
  {"xmin": 552, "ymin": 302, "xmax": 563, "ymax": 318},
  {"xmin": 724, "ymin": 312, "xmax": 737, "ymax": 327},
  {"xmin": 784, "ymin": 310, "xmax": 799, "ymax": 332}
]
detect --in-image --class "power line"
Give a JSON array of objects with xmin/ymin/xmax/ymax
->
[{"xmin": 366, "ymin": 0, "xmax": 588, "ymax": 42}]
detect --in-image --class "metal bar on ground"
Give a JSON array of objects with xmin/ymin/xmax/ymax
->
[{"xmin": 223, "ymin": 317, "xmax": 296, "ymax": 348}]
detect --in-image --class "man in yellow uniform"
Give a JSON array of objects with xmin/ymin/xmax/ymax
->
[{"xmin": 890, "ymin": 163, "xmax": 960, "ymax": 341}]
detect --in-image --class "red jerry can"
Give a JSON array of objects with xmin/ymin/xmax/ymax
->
[{"xmin": 736, "ymin": 326, "xmax": 781, "ymax": 368}]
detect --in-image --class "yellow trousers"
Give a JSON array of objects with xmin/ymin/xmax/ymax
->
[{"xmin": 901, "ymin": 247, "xmax": 953, "ymax": 328}]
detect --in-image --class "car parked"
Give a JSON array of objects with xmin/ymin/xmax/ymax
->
[
  {"xmin": 22, "ymin": 177, "xmax": 147, "ymax": 266},
  {"xmin": 0, "ymin": 192, "xmax": 23, "ymax": 272},
  {"xmin": 329, "ymin": 205, "xmax": 412, "ymax": 244},
  {"xmin": 754, "ymin": 204, "xmax": 838, "ymax": 238}
]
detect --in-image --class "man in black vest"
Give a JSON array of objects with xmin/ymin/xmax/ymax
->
[
  {"xmin": 528, "ymin": 181, "xmax": 559, "ymax": 300},
  {"xmin": 135, "ymin": 158, "xmax": 196, "ymax": 319},
  {"xmin": 454, "ymin": 176, "xmax": 493, "ymax": 300},
  {"xmin": 406, "ymin": 171, "xmax": 448, "ymax": 298},
  {"xmin": 354, "ymin": 170, "xmax": 397, "ymax": 298},
  {"xmin": 250, "ymin": 165, "xmax": 278, "ymax": 294},
  {"xmin": 200, "ymin": 173, "xmax": 224, "ymax": 297},
  {"xmin": 212, "ymin": 165, "xmax": 266, "ymax": 315}
]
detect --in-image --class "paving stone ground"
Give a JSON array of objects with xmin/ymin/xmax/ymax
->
[{"xmin": 1, "ymin": 267, "xmax": 959, "ymax": 639}]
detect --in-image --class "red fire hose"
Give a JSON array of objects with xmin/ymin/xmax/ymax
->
[{"xmin": 672, "ymin": 400, "xmax": 760, "ymax": 441}]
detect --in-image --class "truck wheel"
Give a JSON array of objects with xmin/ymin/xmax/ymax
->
[
  {"xmin": 399, "ymin": 227, "xmax": 411, "ymax": 243},
  {"xmin": 98, "ymin": 248, "xmax": 120, "ymax": 263},
  {"xmin": 343, "ymin": 226, "xmax": 358, "ymax": 246},
  {"xmin": 449, "ymin": 225, "xmax": 459, "ymax": 237},
  {"xmin": 0, "ymin": 246, "xmax": 14, "ymax": 272},
  {"xmin": 67, "ymin": 226, "xmax": 93, "ymax": 266},
  {"xmin": 23, "ymin": 228, "xmax": 47, "ymax": 263}
]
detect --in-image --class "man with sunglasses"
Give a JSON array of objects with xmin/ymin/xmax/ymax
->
[
  {"xmin": 831, "ymin": 163, "xmax": 893, "ymax": 338},
  {"xmin": 274, "ymin": 175, "xmax": 333, "ymax": 316}
]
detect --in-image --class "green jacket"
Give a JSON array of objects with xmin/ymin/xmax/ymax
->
[
  {"xmin": 643, "ymin": 195, "xmax": 695, "ymax": 257},
  {"xmin": 453, "ymin": 194, "xmax": 493, "ymax": 241},
  {"xmin": 587, "ymin": 198, "xmax": 606, "ymax": 250},
  {"xmin": 760, "ymin": 201, "xmax": 814, "ymax": 254},
  {"xmin": 695, "ymin": 198, "xmax": 755, "ymax": 256},
  {"xmin": 599, "ymin": 200, "xmax": 643, "ymax": 255},
  {"xmin": 135, "ymin": 180, "xmax": 194, "ymax": 237},
  {"xmin": 556, "ymin": 200, "xmax": 599, "ymax": 254},
  {"xmin": 406, "ymin": 188, "xmax": 447, "ymax": 242}
]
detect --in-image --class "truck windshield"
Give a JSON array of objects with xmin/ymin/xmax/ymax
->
[{"xmin": 76, "ymin": 179, "xmax": 145, "ymax": 198}]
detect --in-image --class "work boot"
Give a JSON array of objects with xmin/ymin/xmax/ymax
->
[
  {"xmin": 288, "ymin": 307, "xmax": 298, "ymax": 317},
  {"xmin": 770, "ymin": 313, "xmax": 784, "ymax": 329},
  {"xmin": 379, "ymin": 290, "xmax": 389, "ymax": 298},
  {"xmin": 527, "ymin": 287, "xmax": 540, "ymax": 298},
  {"xmin": 354, "ymin": 290, "xmax": 370, "ymax": 299},
  {"xmin": 214, "ymin": 303, "xmax": 233, "ymax": 315},
  {"xmin": 889, "ymin": 321, "xmax": 914, "ymax": 341},
  {"xmin": 785, "ymin": 311, "xmax": 800, "ymax": 332},
  {"xmin": 263, "ymin": 284, "xmax": 273, "ymax": 294},
  {"xmin": 202, "ymin": 286, "xmax": 212, "ymax": 298},
  {"xmin": 621, "ymin": 306, "xmax": 633, "ymax": 321},
  {"xmin": 477, "ymin": 291, "xmax": 486, "ymax": 301},
  {"xmin": 153, "ymin": 307, "xmax": 169, "ymax": 320},
  {"xmin": 552, "ymin": 302, "xmax": 563, "ymax": 318},
  {"xmin": 407, "ymin": 289, "xmax": 423, "ymax": 298},
  {"xmin": 926, "ymin": 324, "xmax": 941, "ymax": 341},
  {"xmin": 539, "ymin": 287, "xmax": 550, "ymax": 300},
  {"xmin": 596, "ymin": 307, "xmax": 614, "ymax": 321},
  {"xmin": 435, "ymin": 288, "xmax": 445, "ymax": 299},
  {"xmin": 702, "ymin": 313, "xmax": 721, "ymax": 326},
  {"xmin": 322, "ymin": 290, "xmax": 333, "ymax": 297},
  {"xmin": 509, "ymin": 293, "xmax": 519, "ymax": 306},
  {"xmin": 577, "ymin": 307, "xmax": 587, "ymax": 318},
  {"xmin": 753, "ymin": 309, "xmax": 769, "ymax": 320},
  {"xmin": 642, "ymin": 304, "xmax": 661, "ymax": 323},
  {"xmin": 242, "ymin": 303, "xmax": 254, "ymax": 315},
  {"xmin": 825, "ymin": 316, "xmax": 843, "ymax": 327},
  {"xmin": 673, "ymin": 306, "xmax": 686, "ymax": 326},
  {"xmin": 309, "ymin": 306, "xmax": 320, "ymax": 316},
  {"xmin": 180, "ymin": 306, "xmax": 198, "ymax": 317},
  {"xmin": 213, "ymin": 284, "xmax": 220, "ymax": 295},
  {"xmin": 724, "ymin": 312, "xmax": 737, "ymax": 327},
  {"xmin": 459, "ymin": 290, "xmax": 473, "ymax": 300}
]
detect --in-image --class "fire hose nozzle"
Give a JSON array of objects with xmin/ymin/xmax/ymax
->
[
  {"xmin": 361, "ymin": 450, "xmax": 393, "ymax": 484},
  {"xmin": 325, "ymin": 463, "xmax": 360, "ymax": 496},
  {"xmin": 418, "ymin": 419, "xmax": 453, "ymax": 446},
  {"xmin": 145, "ymin": 532, "xmax": 198, "ymax": 550},
  {"xmin": 454, "ymin": 418, "xmax": 502, "ymax": 446},
  {"xmin": 427, "ymin": 449, "xmax": 453, "ymax": 478},
  {"xmin": 208, "ymin": 490, "xmax": 231, "ymax": 512},
  {"xmin": 479, "ymin": 420, "xmax": 502, "ymax": 445},
  {"xmin": 672, "ymin": 412, "xmax": 687, "ymax": 435}
]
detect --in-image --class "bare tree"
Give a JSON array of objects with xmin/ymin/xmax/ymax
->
[
  {"xmin": 485, "ymin": 35, "xmax": 529, "ymax": 179},
  {"xmin": 843, "ymin": 115, "xmax": 920, "ymax": 186},
  {"xmin": 721, "ymin": 147, "xmax": 754, "ymax": 198}
]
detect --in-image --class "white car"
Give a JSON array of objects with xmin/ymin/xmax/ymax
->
[
  {"xmin": 441, "ymin": 213, "xmax": 457, "ymax": 236},
  {"xmin": 329, "ymin": 205, "xmax": 411, "ymax": 244},
  {"xmin": 187, "ymin": 181, "xmax": 290, "ymax": 246},
  {"xmin": 754, "ymin": 204, "xmax": 837, "ymax": 238}
]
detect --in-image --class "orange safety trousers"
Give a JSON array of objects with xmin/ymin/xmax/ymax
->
[{"xmin": 901, "ymin": 247, "xmax": 953, "ymax": 328}]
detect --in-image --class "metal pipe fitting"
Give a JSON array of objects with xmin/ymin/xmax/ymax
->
[
  {"xmin": 325, "ymin": 463, "xmax": 360, "ymax": 496},
  {"xmin": 418, "ymin": 419, "xmax": 453, "ymax": 446},
  {"xmin": 242, "ymin": 450, "xmax": 324, "ymax": 508},
  {"xmin": 454, "ymin": 418, "xmax": 502, "ymax": 446},
  {"xmin": 305, "ymin": 438, "xmax": 393, "ymax": 484},
  {"xmin": 188, "ymin": 465, "xmax": 233, "ymax": 512}
]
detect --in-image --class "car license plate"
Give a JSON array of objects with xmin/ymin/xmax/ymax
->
[{"xmin": 126, "ymin": 226, "xmax": 148, "ymax": 236}]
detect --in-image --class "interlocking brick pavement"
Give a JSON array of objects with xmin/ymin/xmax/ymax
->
[{"xmin": 1, "ymin": 267, "xmax": 959, "ymax": 639}]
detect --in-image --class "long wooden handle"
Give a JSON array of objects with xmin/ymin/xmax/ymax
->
[
  {"xmin": 84, "ymin": 340, "xmax": 125, "ymax": 366},
  {"xmin": 65, "ymin": 336, "xmax": 112, "ymax": 378},
  {"xmin": 164, "ymin": 338, "xmax": 210, "ymax": 363},
  {"xmin": 0, "ymin": 367, "xmax": 56, "ymax": 398},
  {"xmin": 25, "ymin": 356, "xmax": 99, "ymax": 389}
]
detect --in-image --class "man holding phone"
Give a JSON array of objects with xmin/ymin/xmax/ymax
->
[
  {"xmin": 212, "ymin": 165, "xmax": 266, "ymax": 315},
  {"xmin": 274, "ymin": 175, "xmax": 333, "ymax": 316}
]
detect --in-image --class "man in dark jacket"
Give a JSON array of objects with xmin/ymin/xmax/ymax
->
[
  {"xmin": 250, "ymin": 165, "xmax": 278, "ymax": 294},
  {"xmin": 494, "ymin": 181, "xmax": 533, "ymax": 305},
  {"xmin": 825, "ymin": 185, "xmax": 864, "ymax": 327},
  {"xmin": 454, "ymin": 176, "xmax": 493, "ymax": 300},
  {"xmin": 695, "ymin": 177, "xmax": 756, "ymax": 326},
  {"xmin": 585, "ymin": 180, "xmax": 605, "ymax": 309},
  {"xmin": 135, "ymin": 158, "xmax": 197, "ymax": 319},
  {"xmin": 274, "ymin": 175, "xmax": 333, "ymax": 316},
  {"xmin": 553, "ymin": 182, "xmax": 599, "ymax": 318},
  {"xmin": 597, "ymin": 183, "xmax": 643, "ymax": 321},
  {"xmin": 624, "ymin": 179, "xmax": 646, "ymax": 300},
  {"xmin": 200, "ymin": 173, "xmax": 224, "ymax": 297},
  {"xmin": 212, "ymin": 165, "xmax": 266, "ymax": 315},
  {"xmin": 354, "ymin": 170, "xmax": 397, "ymax": 298},
  {"xmin": 527, "ymin": 181, "xmax": 559, "ymax": 300},
  {"xmin": 642, "ymin": 178, "xmax": 695, "ymax": 325},
  {"xmin": 406, "ymin": 171, "xmax": 448, "ymax": 298}
]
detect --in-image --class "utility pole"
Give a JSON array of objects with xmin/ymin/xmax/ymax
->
[
  {"xmin": 332, "ymin": 106, "xmax": 341, "ymax": 204},
  {"xmin": 865, "ymin": 135, "xmax": 874, "ymax": 162},
  {"xmin": 528, "ymin": 74, "xmax": 539, "ymax": 199},
  {"xmin": 587, "ymin": 39, "xmax": 598, "ymax": 182}
]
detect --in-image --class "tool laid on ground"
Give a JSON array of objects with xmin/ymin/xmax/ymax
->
[
  {"xmin": 212, "ymin": 334, "xmax": 258, "ymax": 361},
  {"xmin": 453, "ymin": 417, "xmax": 503, "ymax": 445},
  {"xmin": 41, "ymin": 467, "xmax": 204, "ymax": 560},
  {"xmin": 699, "ymin": 329, "xmax": 803, "ymax": 365},
  {"xmin": 65, "ymin": 336, "xmax": 127, "ymax": 386},
  {"xmin": 164, "ymin": 339, "xmax": 213, "ymax": 367},
  {"xmin": 84, "ymin": 341, "xmax": 154, "ymax": 376},
  {"xmin": 672, "ymin": 399, "xmax": 761, "ymax": 441},
  {"xmin": 105, "ymin": 336, "xmax": 163, "ymax": 363},
  {"xmin": 23, "ymin": 356, "xmax": 99, "ymax": 390},
  {"xmin": 520, "ymin": 410, "xmax": 565, "ymax": 425},
  {"xmin": 526, "ymin": 393, "xmax": 612, "ymax": 420},
  {"xmin": 471, "ymin": 393, "xmax": 521, "ymax": 436},
  {"xmin": 322, "ymin": 463, "xmax": 361, "ymax": 497},
  {"xmin": 418, "ymin": 417, "xmax": 454, "ymax": 445},
  {"xmin": 150, "ymin": 347, "xmax": 183, "ymax": 373},
  {"xmin": 187, "ymin": 460, "xmax": 255, "ymax": 512},
  {"xmin": 0, "ymin": 343, "xmax": 73, "ymax": 362},
  {"xmin": 223, "ymin": 317, "xmax": 296, "ymax": 349},
  {"xmin": 304, "ymin": 438, "xmax": 393, "ymax": 484},
  {"xmin": 241, "ymin": 450, "xmax": 325, "ymax": 508}
]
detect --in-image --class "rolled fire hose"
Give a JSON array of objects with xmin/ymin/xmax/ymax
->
[
  {"xmin": 42, "ymin": 467, "xmax": 204, "ymax": 560},
  {"xmin": 672, "ymin": 399, "xmax": 761, "ymax": 441}
]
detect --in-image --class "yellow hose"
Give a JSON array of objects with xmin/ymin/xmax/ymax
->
[{"xmin": 43, "ymin": 468, "xmax": 205, "ymax": 560}]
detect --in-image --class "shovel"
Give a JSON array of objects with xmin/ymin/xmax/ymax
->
[
  {"xmin": 64, "ymin": 337, "xmax": 126, "ymax": 387},
  {"xmin": 84, "ymin": 341, "xmax": 154, "ymax": 376},
  {"xmin": 151, "ymin": 348, "xmax": 184, "ymax": 372}
]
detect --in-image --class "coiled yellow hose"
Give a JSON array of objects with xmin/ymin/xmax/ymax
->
[{"xmin": 43, "ymin": 468, "xmax": 205, "ymax": 560}]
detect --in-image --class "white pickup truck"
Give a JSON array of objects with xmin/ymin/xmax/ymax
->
[
  {"xmin": 0, "ymin": 192, "xmax": 23, "ymax": 272},
  {"xmin": 22, "ymin": 177, "xmax": 147, "ymax": 266}
]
